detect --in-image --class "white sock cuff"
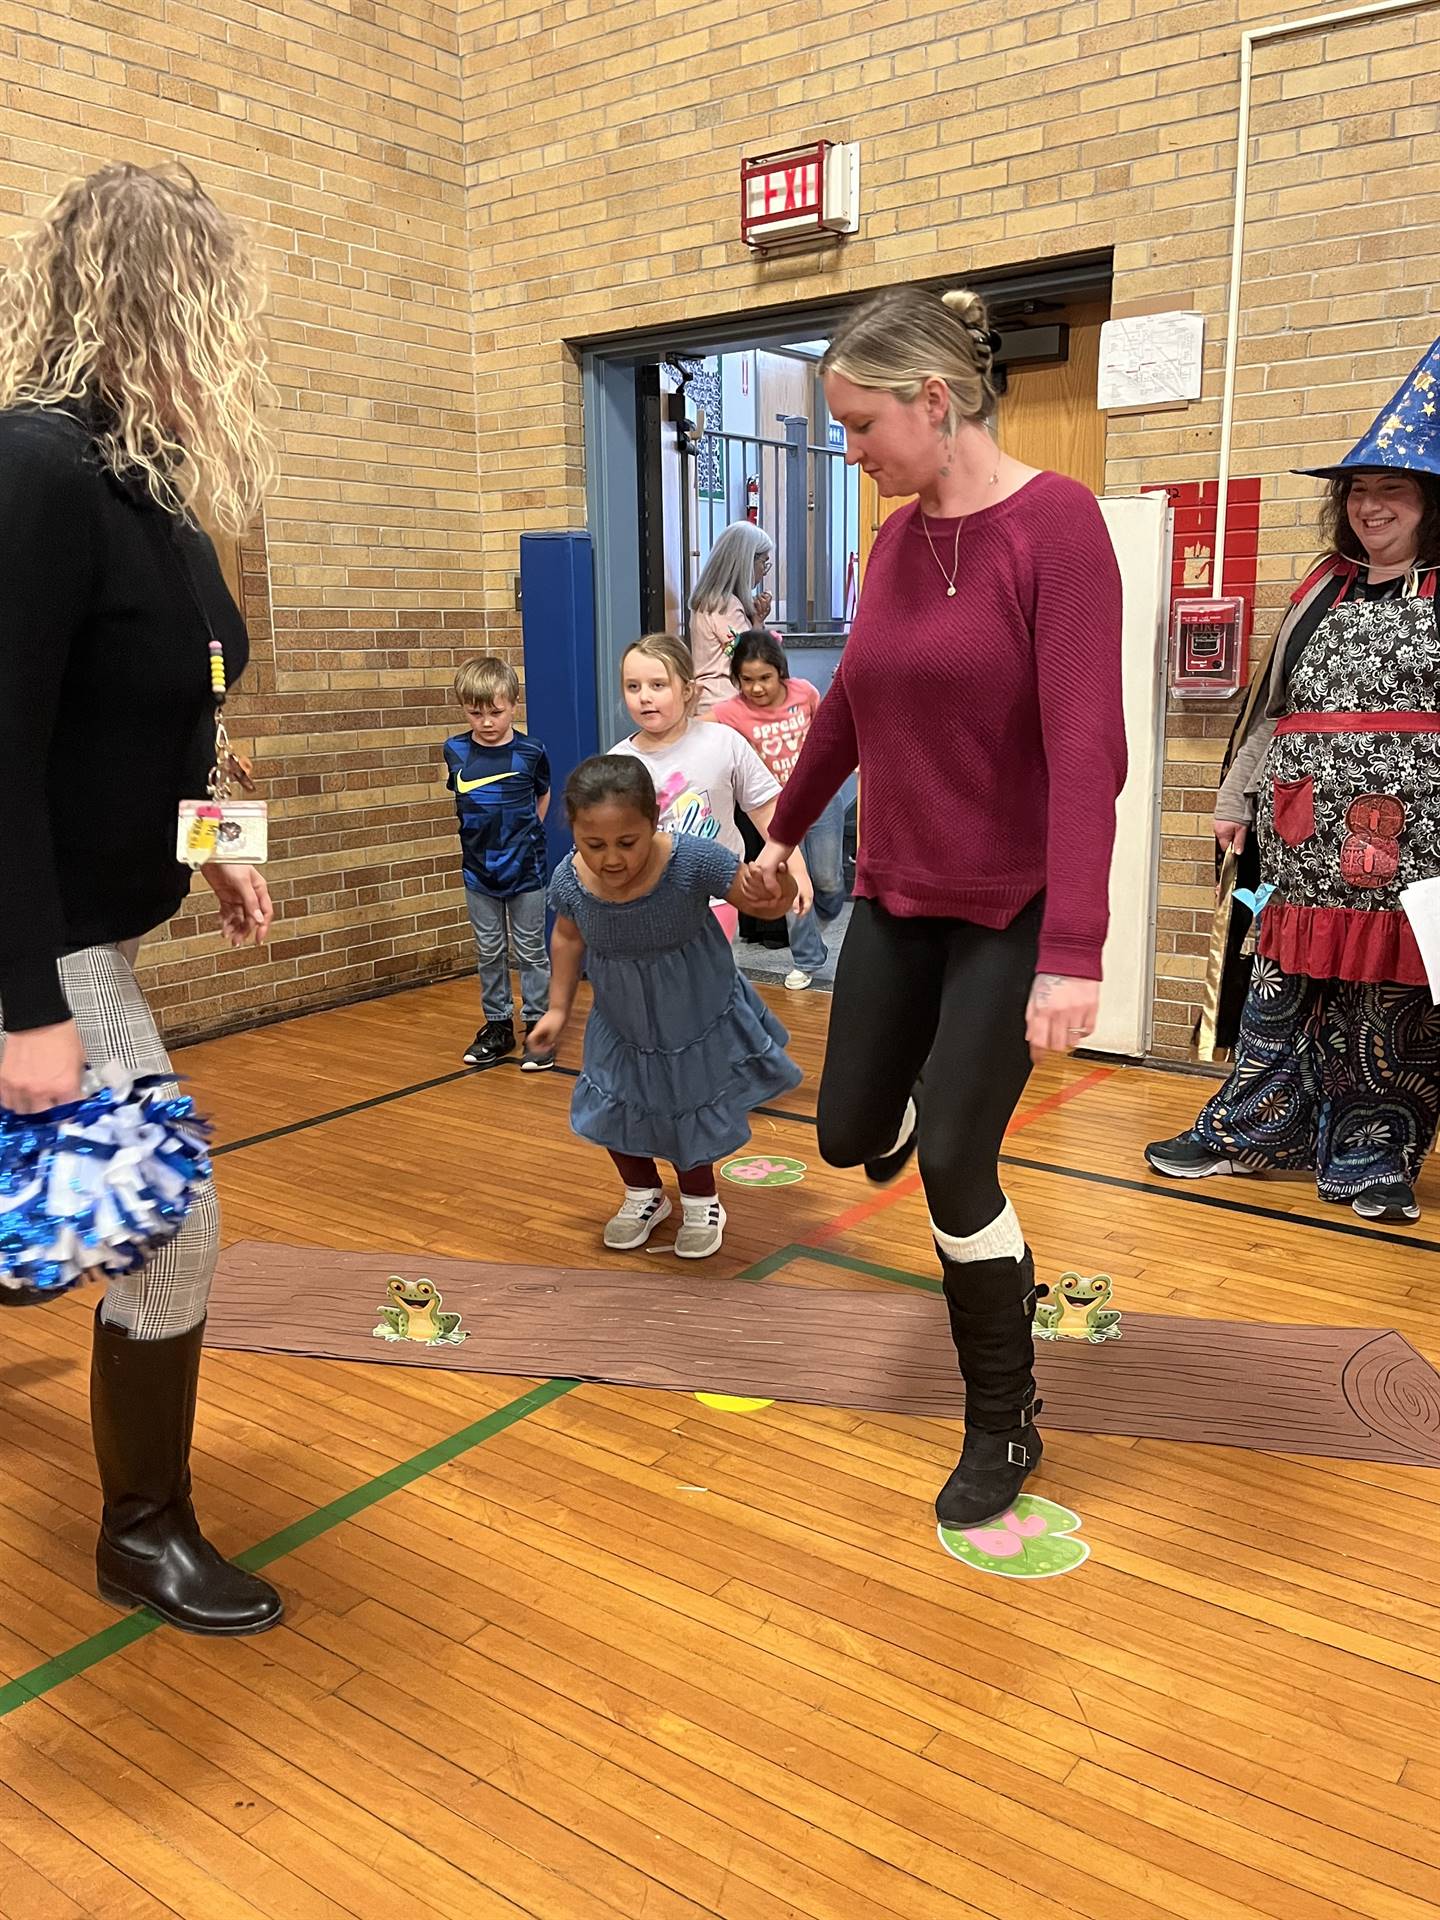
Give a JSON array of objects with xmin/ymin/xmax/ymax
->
[
  {"xmin": 931, "ymin": 1200, "xmax": 1024, "ymax": 1264},
  {"xmin": 625, "ymin": 1184, "xmax": 663, "ymax": 1202}
]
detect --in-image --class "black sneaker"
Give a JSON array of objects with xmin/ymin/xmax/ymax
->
[
  {"xmin": 865, "ymin": 1094, "xmax": 919, "ymax": 1185},
  {"xmin": 521, "ymin": 1022, "xmax": 555, "ymax": 1072},
  {"xmin": 1144, "ymin": 1133, "xmax": 1256, "ymax": 1180},
  {"xmin": 1352, "ymin": 1181, "xmax": 1420, "ymax": 1223},
  {"xmin": 463, "ymin": 1021, "xmax": 514, "ymax": 1068}
]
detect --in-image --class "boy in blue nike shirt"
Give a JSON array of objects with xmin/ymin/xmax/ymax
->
[{"xmin": 444, "ymin": 657, "xmax": 553, "ymax": 1070}]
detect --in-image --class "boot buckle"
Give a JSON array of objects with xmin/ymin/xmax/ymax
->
[{"xmin": 1007, "ymin": 1440, "xmax": 1031, "ymax": 1468}]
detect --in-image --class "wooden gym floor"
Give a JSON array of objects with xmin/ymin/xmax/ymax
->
[{"xmin": 2, "ymin": 973, "xmax": 1439, "ymax": 1920}]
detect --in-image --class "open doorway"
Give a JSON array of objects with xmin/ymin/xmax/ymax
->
[{"xmin": 577, "ymin": 254, "xmax": 1125, "ymax": 990}]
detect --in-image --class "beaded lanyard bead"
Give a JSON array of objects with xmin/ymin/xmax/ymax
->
[{"xmin": 207, "ymin": 633, "xmax": 235, "ymax": 804}]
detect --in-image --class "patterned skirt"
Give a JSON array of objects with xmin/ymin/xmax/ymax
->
[{"xmin": 1190, "ymin": 955, "xmax": 1440, "ymax": 1197}]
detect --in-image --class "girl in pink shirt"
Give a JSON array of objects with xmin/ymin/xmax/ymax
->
[{"xmin": 713, "ymin": 631, "xmax": 846, "ymax": 987}]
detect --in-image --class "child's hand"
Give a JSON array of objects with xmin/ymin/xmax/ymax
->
[
  {"xmin": 525, "ymin": 1011, "xmax": 566, "ymax": 1055},
  {"xmin": 737, "ymin": 861, "xmax": 785, "ymax": 908}
]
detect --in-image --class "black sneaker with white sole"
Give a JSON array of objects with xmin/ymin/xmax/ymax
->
[
  {"xmin": 1144, "ymin": 1133, "xmax": 1256, "ymax": 1180},
  {"xmin": 463, "ymin": 1021, "xmax": 515, "ymax": 1068},
  {"xmin": 1351, "ymin": 1181, "xmax": 1420, "ymax": 1223}
]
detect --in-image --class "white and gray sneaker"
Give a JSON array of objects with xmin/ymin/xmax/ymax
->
[
  {"xmin": 603, "ymin": 1188, "xmax": 672, "ymax": 1250},
  {"xmin": 1352, "ymin": 1182, "xmax": 1420, "ymax": 1223},
  {"xmin": 1144, "ymin": 1133, "xmax": 1258, "ymax": 1180},
  {"xmin": 675, "ymin": 1196, "xmax": 726, "ymax": 1259}
]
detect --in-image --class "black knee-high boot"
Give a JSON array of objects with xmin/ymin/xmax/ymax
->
[
  {"xmin": 935, "ymin": 1250, "xmax": 1044, "ymax": 1528},
  {"xmin": 91, "ymin": 1309, "xmax": 283, "ymax": 1635}
]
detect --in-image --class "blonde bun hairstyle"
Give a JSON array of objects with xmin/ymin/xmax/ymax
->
[{"xmin": 821, "ymin": 284, "xmax": 999, "ymax": 434}]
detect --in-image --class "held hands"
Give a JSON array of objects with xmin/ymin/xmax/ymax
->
[
  {"xmin": 742, "ymin": 838, "xmax": 795, "ymax": 911},
  {"xmin": 202, "ymin": 862, "xmax": 273, "ymax": 948},
  {"xmin": 0, "ymin": 1019, "xmax": 87, "ymax": 1114},
  {"xmin": 1025, "ymin": 974, "xmax": 1100, "ymax": 1063}
]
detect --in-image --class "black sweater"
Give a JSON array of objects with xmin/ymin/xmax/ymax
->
[{"xmin": 0, "ymin": 408, "xmax": 249, "ymax": 1032}]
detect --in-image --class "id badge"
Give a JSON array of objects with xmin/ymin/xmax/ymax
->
[{"xmin": 177, "ymin": 799, "xmax": 269, "ymax": 866}]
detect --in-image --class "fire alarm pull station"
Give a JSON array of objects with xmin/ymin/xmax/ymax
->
[{"xmin": 1169, "ymin": 595, "xmax": 1246, "ymax": 699}]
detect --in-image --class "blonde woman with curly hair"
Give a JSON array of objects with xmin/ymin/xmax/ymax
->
[{"xmin": 0, "ymin": 162, "xmax": 284, "ymax": 1635}]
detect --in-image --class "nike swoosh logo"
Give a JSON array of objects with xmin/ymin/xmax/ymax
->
[{"xmin": 455, "ymin": 771, "xmax": 520, "ymax": 794}]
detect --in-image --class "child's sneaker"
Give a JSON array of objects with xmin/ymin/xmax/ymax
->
[
  {"xmin": 604, "ymin": 1188, "xmax": 672, "ymax": 1249},
  {"xmin": 784, "ymin": 969, "xmax": 813, "ymax": 991},
  {"xmin": 675, "ymin": 1196, "xmax": 726, "ymax": 1259},
  {"xmin": 520, "ymin": 1021, "xmax": 555, "ymax": 1071},
  {"xmin": 463, "ymin": 1021, "xmax": 515, "ymax": 1068}
]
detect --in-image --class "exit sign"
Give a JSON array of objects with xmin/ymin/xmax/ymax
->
[{"xmin": 740, "ymin": 141, "xmax": 860, "ymax": 250}]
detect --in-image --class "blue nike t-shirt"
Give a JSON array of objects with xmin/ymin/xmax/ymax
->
[{"xmin": 442, "ymin": 730, "xmax": 551, "ymax": 898}]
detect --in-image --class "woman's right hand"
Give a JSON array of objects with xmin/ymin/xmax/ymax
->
[
  {"xmin": 1214, "ymin": 819, "xmax": 1249, "ymax": 855},
  {"xmin": 749, "ymin": 839, "xmax": 794, "ymax": 908},
  {"xmin": 0, "ymin": 1019, "xmax": 87, "ymax": 1113}
]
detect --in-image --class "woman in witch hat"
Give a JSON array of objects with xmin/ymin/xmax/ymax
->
[{"xmin": 1147, "ymin": 339, "xmax": 1440, "ymax": 1224}]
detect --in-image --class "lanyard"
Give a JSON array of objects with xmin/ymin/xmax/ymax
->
[{"xmin": 163, "ymin": 520, "xmax": 238, "ymax": 805}]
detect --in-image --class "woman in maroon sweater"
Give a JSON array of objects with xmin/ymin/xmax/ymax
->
[{"xmin": 758, "ymin": 286, "xmax": 1126, "ymax": 1527}]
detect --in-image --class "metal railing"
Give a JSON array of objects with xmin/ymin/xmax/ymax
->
[{"xmin": 679, "ymin": 417, "xmax": 859, "ymax": 636}]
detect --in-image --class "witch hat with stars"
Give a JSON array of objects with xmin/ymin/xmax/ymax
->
[{"xmin": 1296, "ymin": 333, "xmax": 1440, "ymax": 478}]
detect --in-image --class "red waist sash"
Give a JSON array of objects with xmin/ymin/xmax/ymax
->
[{"xmin": 1275, "ymin": 710, "xmax": 1440, "ymax": 735}]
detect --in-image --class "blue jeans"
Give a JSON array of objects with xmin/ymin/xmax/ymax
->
[
  {"xmin": 804, "ymin": 794, "xmax": 847, "ymax": 921},
  {"xmin": 466, "ymin": 886, "xmax": 550, "ymax": 1024},
  {"xmin": 789, "ymin": 794, "xmax": 846, "ymax": 971}
]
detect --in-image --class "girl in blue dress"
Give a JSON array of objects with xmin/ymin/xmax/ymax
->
[{"xmin": 526, "ymin": 755, "xmax": 802, "ymax": 1258}]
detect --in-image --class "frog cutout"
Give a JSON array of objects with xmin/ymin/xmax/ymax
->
[
  {"xmin": 1034, "ymin": 1270, "xmax": 1122, "ymax": 1343},
  {"xmin": 372, "ymin": 1276, "xmax": 467, "ymax": 1346},
  {"xmin": 1340, "ymin": 793, "xmax": 1405, "ymax": 890},
  {"xmin": 939, "ymin": 1494, "xmax": 1089, "ymax": 1579}
]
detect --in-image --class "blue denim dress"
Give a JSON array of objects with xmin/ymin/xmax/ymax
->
[{"xmin": 549, "ymin": 835, "xmax": 802, "ymax": 1168}]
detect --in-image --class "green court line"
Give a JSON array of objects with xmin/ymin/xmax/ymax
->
[
  {"xmin": 789, "ymin": 1242, "xmax": 941, "ymax": 1292},
  {"xmin": 0, "ymin": 1375, "xmax": 578, "ymax": 1722},
  {"xmin": 0, "ymin": 1241, "xmax": 805, "ymax": 1721}
]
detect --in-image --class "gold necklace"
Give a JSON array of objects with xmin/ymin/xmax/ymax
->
[
  {"xmin": 920, "ymin": 512, "xmax": 963, "ymax": 598},
  {"xmin": 920, "ymin": 466, "xmax": 1000, "ymax": 598}
]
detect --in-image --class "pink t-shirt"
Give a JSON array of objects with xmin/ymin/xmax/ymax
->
[{"xmin": 711, "ymin": 679, "xmax": 821, "ymax": 786}]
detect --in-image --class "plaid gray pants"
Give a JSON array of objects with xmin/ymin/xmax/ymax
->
[{"xmin": 0, "ymin": 943, "xmax": 217, "ymax": 1337}]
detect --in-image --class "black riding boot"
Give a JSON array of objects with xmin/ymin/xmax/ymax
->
[
  {"xmin": 91, "ymin": 1308, "xmax": 283, "ymax": 1635},
  {"xmin": 935, "ymin": 1249, "xmax": 1044, "ymax": 1528}
]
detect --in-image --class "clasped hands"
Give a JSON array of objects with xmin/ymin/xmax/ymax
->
[{"xmin": 740, "ymin": 842, "xmax": 812, "ymax": 917}]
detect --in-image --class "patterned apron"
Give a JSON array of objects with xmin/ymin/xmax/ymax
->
[
  {"xmin": 1255, "ymin": 584, "xmax": 1440, "ymax": 982},
  {"xmin": 1190, "ymin": 580, "xmax": 1440, "ymax": 1197}
]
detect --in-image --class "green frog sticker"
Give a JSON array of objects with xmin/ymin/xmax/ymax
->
[{"xmin": 372, "ymin": 1277, "xmax": 467, "ymax": 1346}]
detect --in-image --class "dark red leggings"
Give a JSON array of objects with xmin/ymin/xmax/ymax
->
[{"xmin": 609, "ymin": 1152, "xmax": 716, "ymax": 1197}]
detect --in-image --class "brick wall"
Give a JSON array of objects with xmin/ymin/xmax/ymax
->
[
  {"xmin": 0, "ymin": 0, "xmax": 493, "ymax": 1042},
  {"xmin": 460, "ymin": 0, "xmax": 1440, "ymax": 1058},
  {"xmin": 5, "ymin": 0, "xmax": 1437, "ymax": 1054}
]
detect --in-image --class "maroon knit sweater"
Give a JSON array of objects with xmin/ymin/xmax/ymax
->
[{"xmin": 771, "ymin": 472, "xmax": 1127, "ymax": 979}]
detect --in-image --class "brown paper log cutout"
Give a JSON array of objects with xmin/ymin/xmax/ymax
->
[{"xmin": 206, "ymin": 1243, "xmax": 1440, "ymax": 1467}]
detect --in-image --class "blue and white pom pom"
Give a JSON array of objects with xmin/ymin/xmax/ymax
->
[{"xmin": 0, "ymin": 1065, "xmax": 212, "ymax": 1297}]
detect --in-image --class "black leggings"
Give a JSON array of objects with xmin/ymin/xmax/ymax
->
[{"xmin": 818, "ymin": 897, "xmax": 1040, "ymax": 1238}]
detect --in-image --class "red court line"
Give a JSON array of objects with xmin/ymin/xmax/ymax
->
[{"xmin": 803, "ymin": 1064, "xmax": 1116, "ymax": 1248}]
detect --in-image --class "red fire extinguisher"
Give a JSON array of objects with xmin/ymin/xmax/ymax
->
[{"xmin": 746, "ymin": 476, "xmax": 759, "ymax": 524}]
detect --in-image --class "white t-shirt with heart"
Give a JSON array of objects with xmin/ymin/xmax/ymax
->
[{"xmin": 610, "ymin": 720, "xmax": 780, "ymax": 860}]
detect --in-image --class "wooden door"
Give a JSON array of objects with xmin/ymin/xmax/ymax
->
[{"xmin": 857, "ymin": 301, "xmax": 1109, "ymax": 584}]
